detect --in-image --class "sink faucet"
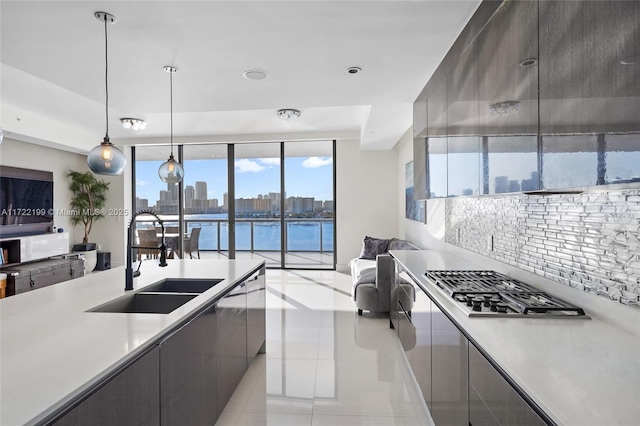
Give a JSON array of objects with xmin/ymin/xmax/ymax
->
[{"xmin": 126, "ymin": 210, "xmax": 167, "ymax": 291}]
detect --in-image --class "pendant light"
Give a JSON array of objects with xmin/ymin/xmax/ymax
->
[
  {"xmin": 158, "ymin": 66, "xmax": 184, "ymax": 184},
  {"xmin": 87, "ymin": 11, "xmax": 126, "ymax": 176}
]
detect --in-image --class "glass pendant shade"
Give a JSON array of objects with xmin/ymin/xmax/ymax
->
[
  {"xmin": 157, "ymin": 65, "xmax": 183, "ymax": 184},
  {"xmin": 158, "ymin": 154, "xmax": 184, "ymax": 184},
  {"xmin": 87, "ymin": 138, "xmax": 126, "ymax": 175},
  {"xmin": 88, "ymin": 11, "xmax": 126, "ymax": 176}
]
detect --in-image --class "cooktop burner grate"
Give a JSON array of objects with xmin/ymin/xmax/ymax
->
[
  {"xmin": 424, "ymin": 270, "xmax": 589, "ymax": 318},
  {"xmin": 425, "ymin": 270, "xmax": 539, "ymax": 295}
]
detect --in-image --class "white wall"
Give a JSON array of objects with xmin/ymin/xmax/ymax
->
[
  {"xmin": 0, "ymin": 138, "xmax": 126, "ymax": 266},
  {"xmin": 2, "ymin": 136, "xmax": 401, "ymax": 271},
  {"xmin": 336, "ymin": 138, "xmax": 399, "ymax": 271},
  {"xmin": 0, "ymin": 137, "xmax": 86, "ymax": 247},
  {"xmin": 395, "ymin": 128, "xmax": 447, "ymax": 250}
]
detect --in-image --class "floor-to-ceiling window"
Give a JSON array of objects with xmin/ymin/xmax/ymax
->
[
  {"xmin": 133, "ymin": 140, "xmax": 335, "ymax": 269},
  {"xmin": 283, "ymin": 140, "xmax": 334, "ymax": 269},
  {"xmin": 234, "ymin": 142, "xmax": 282, "ymax": 267},
  {"xmin": 182, "ymin": 144, "xmax": 229, "ymax": 255}
]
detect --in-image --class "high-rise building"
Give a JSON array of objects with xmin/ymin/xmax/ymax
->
[
  {"xmin": 495, "ymin": 176, "xmax": 509, "ymax": 194},
  {"xmin": 167, "ymin": 182, "xmax": 178, "ymax": 200},
  {"xmin": 136, "ymin": 197, "xmax": 149, "ymax": 210},
  {"xmin": 286, "ymin": 196, "xmax": 315, "ymax": 214},
  {"xmin": 185, "ymin": 185, "xmax": 195, "ymax": 200},
  {"xmin": 195, "ymin": 181, "xmax": 207, "ymax": 200}
]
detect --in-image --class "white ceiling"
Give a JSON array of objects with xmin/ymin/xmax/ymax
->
[{"xmin": 0, "ymin": 0, "xmax": 480, "ymax": 154}]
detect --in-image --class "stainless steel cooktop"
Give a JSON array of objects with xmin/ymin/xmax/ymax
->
[{"xmin": 425, "ymin": 270, "xmax": 590, "ymax": 319}]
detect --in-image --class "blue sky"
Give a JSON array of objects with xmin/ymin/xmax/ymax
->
[{"xmin": 136, "ymin": 156, "xmax": 333, "ymax": 203}]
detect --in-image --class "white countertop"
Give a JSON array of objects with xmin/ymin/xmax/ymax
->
[
  {"xmin": 0, "ymin": 259, "xmax": 264, "ymax": 426},
  {"xmin": 390, "ymin": 250, "xmax": 640, "ymax": 426}
]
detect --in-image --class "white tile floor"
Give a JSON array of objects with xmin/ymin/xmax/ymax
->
[{"xmin": 215, "ymin": 269, "xmax": 434, "ymax": 426}]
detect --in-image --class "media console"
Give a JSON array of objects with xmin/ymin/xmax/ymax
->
[{"xmin": 0, "ymin": 232, "xmax": 70, "ymax": 266}]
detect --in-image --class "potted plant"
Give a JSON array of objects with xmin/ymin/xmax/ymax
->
[{"xmin": 67, "ymin": 171, "xmax": 110, "ymax": 271}]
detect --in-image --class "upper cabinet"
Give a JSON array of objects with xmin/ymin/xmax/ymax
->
[
  {"xmin": 539, "ymin": 0, "xmax": 640, "ymax": 188},
  {"xmin": 426, "ymin": 79, "xmax": 448, "ymax": 198},
  {"xmin": 447, "ymin": 40, "xmax": 480, "ymax": 197},
  {"xmin": 478, "ymin": 0, "xmax": 539, "ymax": 194},
  {"xmin": 415, "ymin": 0, "xmax": 640, "ymax": 197},
  {"xmin": 413, "ymin": 91, "xmax": 428, "ymax": 200}
]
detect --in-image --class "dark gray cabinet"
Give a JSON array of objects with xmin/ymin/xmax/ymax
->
[
  {"xmin": 247, "ymin": 268, "xmax": 266, "ymax": 365},
  {"xmin": 50, "ymin": 266, "xmax": 266, "ymax": 426},
  {"xmin": 431, "ymin": 301, "xmax": 469, "ymax": 425},
  {"xmin": 415, "ymin": 0, "xmax": 640, "ymax": 195},
  {"xmin": 403, "ymin": 279, "xmax": 432, "ymax": 408},
  {"xmin": 426, "ymin": 79, "xmax": 448, "ymax": 198},
  {"xmin": 413, "ymin": 92, "xmax": 428, "ymax": 200},
  {"xmin": 446, "ymin": 38, "xmax": 480, "ymax": 197},
  {"xmin": 391, "ymin": 259, "xmax": 548, "ymax": 425},
  {"xmin": 216, "ymin": 280, "xmax": 247, "ymax": 414},
  {"xmin": 478, "ymin": 0, "xmax": 539, "ymax": 194},
  {"xmin": 53, "ymin": 346, "xmax": 160, "ymax": 426},
  {"xmin": 469, "ymin": 344, "xmax": 545, "ymax": 426},
  {"xmin": 159, "ymin": 305, "xmax": 217, "ymax": 426},
  {"xmin": 539, "ymin": 0, "xmax": 640, "ymax": 189}
]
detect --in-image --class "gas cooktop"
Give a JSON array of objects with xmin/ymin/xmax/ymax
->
[{"xmin": 424, "ymin": 270, "xmax": 590, "ymax": 319}]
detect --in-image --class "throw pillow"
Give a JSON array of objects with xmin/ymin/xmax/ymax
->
[
  {"xmin": 359, "ymin": 236, "xmax": 390, "ymax": 260},
  {"xmin": 388, "ymin": 238, "xmax": 416, "ymax": 250}
]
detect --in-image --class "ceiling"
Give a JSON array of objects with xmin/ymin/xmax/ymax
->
[{"xmin": 0, "ymin": 1, "xmax": 480, "ymax": 154}]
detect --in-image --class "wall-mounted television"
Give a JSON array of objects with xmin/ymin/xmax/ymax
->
[{"xmin": 0, "ymin": 166, "xmax": 54, "ymax": 238}]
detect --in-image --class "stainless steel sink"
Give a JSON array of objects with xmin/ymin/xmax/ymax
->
[
  {"xmin": 89, "ymin": 292, "xmax": 198, "ymax": 314},
  {"xmin": 140, "ymin": 278, "xmax": 223, "ymax": 294}
]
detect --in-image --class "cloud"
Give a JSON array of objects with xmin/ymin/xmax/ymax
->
[
  {"xmin": 235, "ymin": 158, "xmax": 265, "ymax": 173},
  {"xmin": 137, "ymin": 180, "xmax": 148, "ymax": 187},
  {"xmin": 302, "ymin": 157, "xmax": 333, "ymax": 168},
  {"xmin": 260, "ymin": 158, "xmax": 280, "ymax": 167}
]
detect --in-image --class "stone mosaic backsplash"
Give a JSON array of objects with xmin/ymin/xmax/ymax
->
[{"xmin": 445, "ymin": 189, "xmax": 640, "ymax": 310}]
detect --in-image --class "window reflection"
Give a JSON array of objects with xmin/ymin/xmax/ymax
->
[
  {"xmin": 486, "ymin": 136, "xmax": 538, "ymax": 194},
  {"xmin": 604, "ymin": 134, "xmax": 640, "ymax": 184},
  {"xmin": 541, "ymin": 135, "xmax": 597, "ymax": 189},
  {"xmin": 447, "ymin": 136, "xmax": 480, "ymax": 196},
  {"xmin": 427, "ymin": 137, "xmax": 447, "ymax": 198}
]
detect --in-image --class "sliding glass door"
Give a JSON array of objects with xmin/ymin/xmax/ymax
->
[
  {"xmin": 283, "ymin": 140, "xmax": 334, "ymax": 269},
  {"xmin": 133, "ymin": 140, "xmax": 335, "ymax": 269},
  {"xmin": 182, "ymin": 144, "xmax": 229, "ymax": 255},
  {"xmin": 234, "ymin": 143, "xmax": 282, "ymax": 267}
]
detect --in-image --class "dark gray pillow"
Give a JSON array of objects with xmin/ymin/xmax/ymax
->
[
  {"xmin": 359, "ymin": 236, "xmax": 390, "ymax": 260},
  {"xmin": 388, "ymin": 238, "xmax": 416, "ymax": 250}
]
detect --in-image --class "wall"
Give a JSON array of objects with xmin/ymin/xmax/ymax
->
[
  {"xmin": 446, "ymin": 191, "xmax": 640, "ymax": 309},
  {"xmin": 396, "ymin": 128, "xmax": 446, "ymax": 250},
  {"xmin": 397, "ymin": 129, "xmax": 640, "ymax": 333},
  {"xmin": 0, "ymin": 137, "xmax": 86, "ymax": 247},
  {"xmin": 336, "ymin": 139, "xmax": 399, "ymax": 271},
  {"xmin": 0, "ymin": 138, "xmax": 127, "ymax": 267}
]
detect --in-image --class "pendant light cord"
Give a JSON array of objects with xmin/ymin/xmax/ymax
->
[
  {"xmin": 103, "ymin": 14, "xmax": 110, "ymax": 140},
  {"xmin": 170, "ymin": 69, "xmax": 174, "ymax": 156}
]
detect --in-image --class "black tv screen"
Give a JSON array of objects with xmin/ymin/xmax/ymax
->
[{"xmin": 0, "ymin": 166, "xmax": 54, "ymax": 237}]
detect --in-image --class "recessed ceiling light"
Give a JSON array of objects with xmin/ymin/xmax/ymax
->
[
  {"xmin": 346, "ymin": 66, "xmax": 362, "ymax": 74},
  {"xmin": 620, "ymin": 54, "xmax": 639, "ymax": 65},
  {"xmin": 120, "ymin": 117, "xmax": 147, "ymax": 130},
  {"xmin": 277, "ymin": 109, "xmax": 301, "ymax": 121},
  {"xmin": 519, "ymin": 58, "xmax": 537, "ymax": 67},
  {"xmin": 243, "ymin": 69, "xmax": 269, "ymax": 81}
]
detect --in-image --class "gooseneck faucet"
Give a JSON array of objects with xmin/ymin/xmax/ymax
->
[{"xmin": 126, "ymin": 210, "xmax": 167, "ymax": 291}]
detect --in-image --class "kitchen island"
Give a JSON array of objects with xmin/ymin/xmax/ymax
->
[
  {"xmin": 390, "ymin": 249, "xmax": 640, "ymax": 426},
  {"xmin": 0, "ymin": 259, "xmax": 265, "ymax": 426}
]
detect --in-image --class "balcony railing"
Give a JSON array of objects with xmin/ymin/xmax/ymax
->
[{"xmin": 135, "ymin": 217, "xmax": 334, "ymax": 253}]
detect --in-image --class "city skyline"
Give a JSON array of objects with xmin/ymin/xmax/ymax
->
[
  {"xmin": 135, "ymin": 156, "xmax": 333, "ymax": 205},
  {"xmin": 136, "ymin": 181, "xmax": 334, "ymax": 215}
]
